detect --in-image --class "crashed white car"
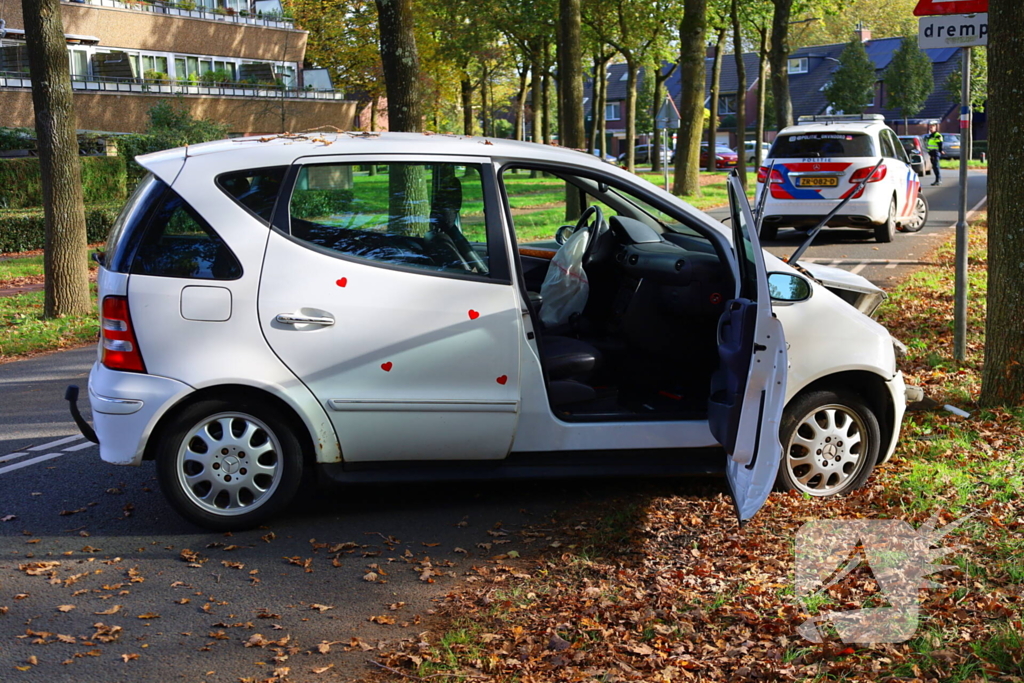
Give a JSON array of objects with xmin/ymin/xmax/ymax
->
[{"xmin": 71, "ymin": 133, "xmax": 907, "ymax": 530}]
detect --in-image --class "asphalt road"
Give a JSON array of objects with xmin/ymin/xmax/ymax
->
[{"xmin": 0, "ymin": 171, "xmax": 986, "ymax": 681}]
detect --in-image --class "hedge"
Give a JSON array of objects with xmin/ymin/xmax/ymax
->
[
  {"xmin": 0, "ymin": 156, "xmax": 127, "ymax": 210},
  {"xmin": 0, "ymin": 204, "xmax": 121, "ymax": 253}
]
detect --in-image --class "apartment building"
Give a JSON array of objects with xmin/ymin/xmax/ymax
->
[{"xmin": 0, "ymin": 0, "xmax": 357, "ymax": 134}]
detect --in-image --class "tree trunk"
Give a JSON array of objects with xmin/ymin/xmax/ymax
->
[
  {"xmin": 707, "ymin": 26, "xmax": 727, "ymax": 172},
  {"xmin": 461, "ymin": 77, "xmax": 474, "ymax": 136},
  {"xmin": 672, "ymin": 0, "xmax": 707, "ymax": 197},
  {"xmin": 558, "ymin": 0, "xmax": 585, "ymax": 149},
  {"xmin": 515, "ymin": 63, "xmax": 529, "ymax": 140},
  {"xmin": 589, "ymin": 54, "xmax": 601, "ymax": 153},
  {"xmin": 769, "ymin": 0, "xmax": 794, "ymax": 130},
  {"xmin": 623, "ymin": 59, "xmax": 639, "ymax": 173},
  {"xmin": 651, "ymin": 63, "xmax": 675, "ymax": 174},
  {"xmin": 981, "ymin": 0, "xmax": 1024, "ymax": 406},
  {"xmin": 481, "ymin": 65, "xmax": 491, "ymax": 137},
  {"xmin": 756, "ymin": 26, "xmax": 769, "ymax": 170},
  {"xmin": 542, "ymin": 43, "xmax": 552, "ymax": 144},
  {"xmin": 375, "ymin": 0, "xmax": 422, "ymax": 132},
  {"xmin": 369, "ymin": 98, "xmax": 378, "ymax": 175},
  {"xmin": 531, "ymin": 45, "xmax": 543, "ymax": 143},
  {"xmin": 732, "ymin": 0, "xmax": 747, "ymax": 189},
  {"xmin": 22, "ymin": 0, "xmax": 91, "ymax": 318},
  {"xmin": 596, "ymin": 56, "xmax": 608, "ymax": 159}
]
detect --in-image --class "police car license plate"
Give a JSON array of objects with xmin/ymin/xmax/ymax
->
[{"xmin": 798, "ymin": 177, "xmax": 838, "ymax": 187}]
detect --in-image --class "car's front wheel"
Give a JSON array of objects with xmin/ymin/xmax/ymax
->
[
  {"xmin": 156, "ymin": 398, "xmax": 304, "ymax": 531},
  {"xmin": 899, "ymin": 194, "xmax": 928, "ymax": 233},
  {"xmin": 776, "ymin": 390, "xmax": 880, "ymax": 497}
]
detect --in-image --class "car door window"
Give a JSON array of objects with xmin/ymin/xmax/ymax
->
[
  {"xmin": 887, "ymin": 131, "xmax": 911, "ymax": 164},
  {"xmin": 286, "ymin": 162, "xmax": 490, "ymax": 277},
  {"xmin": 878, "ymin": 131, "xmax": 896, "ymax": 159}
]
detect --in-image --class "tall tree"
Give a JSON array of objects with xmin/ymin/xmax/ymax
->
[
  {"xmin": 672, "ymin": 0, "xmax": 707, "ymax": 197},
  {"xmin": 650, "ymin": 61, "xmax": 677, "ymax": 173},
  {"xmin": 731, "ymin": 0, "xmax": 747, "ymax": 188},
  {"xmin": 768, "ymin": 0, "xmax": 795, "ymax": 129},
  {"xmin": 884, "ymin": 37, "xmax": 933, "ymax": 133},
  {"xmin": 824, "ymin": 37, "xmax": 876, "ymax": 114},
  {"xmin": 22, "ymin": 0, "xmax": 91, "ymax": 318},
  {"xmin": 558, "ymin": 0, "xmax": 585, "ymax": 150},
  {"xmin": 706, "ymin": 24, "xmax": 728, "ymax": 172},
  {"xmin": 375, "ymin": 0, "xmax": 423, "ymax": 131},
  {"xmin": 945, "ymin": 46, "xmax": 987, "ymax": 113},
  {"xmin": 981, "ymin": 1, "xmax": 1024, "ymax": 406}
]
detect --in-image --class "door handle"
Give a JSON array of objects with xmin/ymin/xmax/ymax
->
[{"xmin": 276, "ymin": 313, "xmax": 335, "ymax": 326}]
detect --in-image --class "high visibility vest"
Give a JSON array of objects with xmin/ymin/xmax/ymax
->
[{"xmin": 926, "ymin": 133, "xmax": 942, "ymax": 151}]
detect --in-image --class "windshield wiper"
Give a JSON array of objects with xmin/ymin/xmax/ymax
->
[{"xmin": 788, "ymin": 157, "xmax": 884, "ymax": 266}]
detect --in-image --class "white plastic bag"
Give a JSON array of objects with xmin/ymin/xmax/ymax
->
[{"xmin": 539, "ymin": 228, "xmax": 590, "ymax": 327}]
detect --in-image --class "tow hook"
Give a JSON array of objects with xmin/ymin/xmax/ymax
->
[{"xmin": 65, "ymin": 385, "xmax": 99, "ymax": 444}]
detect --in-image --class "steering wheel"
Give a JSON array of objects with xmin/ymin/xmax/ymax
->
[
  {"xmin": 433, "ymin": 221, "xmax": 488, "ymax": 274},
  {"xmin": 571, "ymin": 205, "xmax": 606, "ymax": 266}
]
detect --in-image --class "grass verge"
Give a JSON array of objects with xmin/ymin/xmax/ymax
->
[{"xmin": 373, "ymin": 213, "xmax": 1024, "ymax": 682}]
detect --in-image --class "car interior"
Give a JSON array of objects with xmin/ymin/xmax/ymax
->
[{"xmin": 502, "ymin": 167, "xmax": 737, "ymax": 423}]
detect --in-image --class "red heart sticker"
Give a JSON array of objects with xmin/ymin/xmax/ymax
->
[
  {"xmin": 496, "ymin": 375, "xmax": 508, "ymax": 385},
  {"xmin": 381, "ymin": 362, "xmax": 393, "ymax": 372},
  {"xmin": 468, "ymin": 309, "xmax": 480, "ymax": 320},
  {"xmin": 336, "ymin": 277, "xmax": 348, "ymax": 288}
]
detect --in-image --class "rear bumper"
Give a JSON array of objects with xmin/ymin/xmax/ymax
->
[
  {"xmin": 759, "ymin": 195, "xmax": 889, "ymax": 228},
  {"xmin": 88, "ymin": 362, "xmax": 193, "ymax": 465}
]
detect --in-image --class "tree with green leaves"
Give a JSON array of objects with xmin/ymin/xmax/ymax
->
[
  {"xmin": 731, "ymin": 0, "xmax": 748, "ymax": 188},
  {"xmin": 884, "ymin": 37, "xmax": 933, "ymax": 132},
  {"xmin": 672, "ymin": 0, "xmax": 707, "ymax": 197},
  {"xmin": 945, "ymin": 46, "xmax": 987, "ymax": 113},
  {"xmin": 22, "ymin": 0, "xmax": 91, "ymax": 318},
  {"xmin": 824, "ymin": 38, "xmax": 876, "ymax": 115}
]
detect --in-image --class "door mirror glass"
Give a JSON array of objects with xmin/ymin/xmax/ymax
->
[
  {"xmin": 768, "ymin": 272, "xmax": 811, "ymax": 302},
  {"xmin": 554, "ymin": 224, "xmax": 575, "ymax": 245}
]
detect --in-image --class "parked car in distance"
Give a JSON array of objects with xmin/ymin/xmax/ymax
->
[
  {"xmin": 940, "ymin": 133, "xmax": 961, "ymax": 160},
  {"xmin": 591, "ymin": 149, "xmax": 617, "ymax": 164},
  {"xmin": 739, "ymin": 141, "xmax": 773, "ymax": 165},
  {"xmin": 757, "ymin": 114, "xmax": 928, "ymax": 242},
  {"xmin": 897, "ymin": 135, "xmax": 933, "ymax": 177},
  {"xmin": 76, "ymin": 133, "xmax": 909, "ymax": 531},
  {"xmin": 700, "ymin": 144, "xmax": 738, "ymax": 169},
  {"xmin": 618, "ymin": 144, "xmax": 673, "ymax": 165}
]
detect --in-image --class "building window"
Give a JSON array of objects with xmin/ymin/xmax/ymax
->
[
  {"xmin": 606, "ymin": 102, "xmax": 621, "ymax": 121},
  {"xmin": 69, "ymin": 49, "xmax": 89, "ymax": 78},
  {"xmin": 717, "ymin": 93, "xmax": 736, "ymax": 115},
  {"xmin": 788, "ymin": 57, "xmax": 808, "ymax": 74}
]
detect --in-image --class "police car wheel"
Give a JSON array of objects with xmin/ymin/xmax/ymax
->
[{"xmin": 874, "ymin": 198, "xmax": 896, "ymax": 243}]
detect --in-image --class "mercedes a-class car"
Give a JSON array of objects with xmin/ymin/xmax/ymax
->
[{"xmin": 74, "ymin": 132, "xmax": 908, "ymax": 530}]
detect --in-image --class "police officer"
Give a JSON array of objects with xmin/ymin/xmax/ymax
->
[{"xmin": 925, "ymin": 123, "xmax": 944, "ymax": 186}]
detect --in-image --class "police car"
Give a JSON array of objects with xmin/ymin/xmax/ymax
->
[{"xmin": 756, "ymin": 115, "xmax": 928, "ymax": 242}]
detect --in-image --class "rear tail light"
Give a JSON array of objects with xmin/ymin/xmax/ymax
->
[
  {"xmin": 101, "ymin": 296, "xmax": 146, "ymax": 373},
  {"xmin": 849, "ymin": 164, "xmax": 887, "ymax": 183},
  {"xmin": 757, "ymin": 167, "xmax": 784, "ymax": 184}
]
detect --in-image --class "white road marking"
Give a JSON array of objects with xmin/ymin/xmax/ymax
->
[
  {"xmin": 0, "ymin": 452, "xmax": 29, "ymax": 464},
  {"xmin": 886, "ymin": 263, "xmax": 899, "ymax": 269},
  {"xmin": 64, "ymin": 441, "xmax": 96, "ymax": 452},
  {"xmin": 0, "ymin": 452, "xmax": 63, "ymax": 475},
  {"xmin": 28, "ymin": 435, "xmax": 83, "ymax": 451},
  {"xmin": 850, "ymin": 263, "xmax": 868, "ymax": 275}
]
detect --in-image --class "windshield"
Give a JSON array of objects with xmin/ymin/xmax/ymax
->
[{"xmin": 769, "ymin": 132, "xmax": 877, "ymax": 158}]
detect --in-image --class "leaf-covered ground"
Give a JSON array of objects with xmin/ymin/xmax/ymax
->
[{"xmin": 370, "ymin": 217, "xmax": 1024, "ymax": 683}]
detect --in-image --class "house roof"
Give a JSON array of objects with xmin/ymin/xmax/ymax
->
[{"xmin": 587, "ymin": 37, "xmax": 963, "ymax": 126}]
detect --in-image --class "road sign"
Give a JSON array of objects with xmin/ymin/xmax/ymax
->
[
  {"xmin": 655, "ymin": 98, "xmax": 680, "ymax": 130},
  {"xmin": 914, "ymin": 0, "xmax": 987, "ymax": 16},
  {"xmin": 919, "ymin": 13, "xmax": 987, "ymax": 48}
]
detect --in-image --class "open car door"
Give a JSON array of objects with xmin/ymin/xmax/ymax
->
[{"xmin": 708, "ymin": 173, "xmax": 788, "ymax": 524}]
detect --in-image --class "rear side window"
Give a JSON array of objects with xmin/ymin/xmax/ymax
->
[
  {"xmin": 105, "ymin": 174, "xmax": 166, "ymax": 273},
  {"xmin": 131, "ymin": 190, "xmax": 242, "ymax": 280},
  {"xmin": 216, "ymin": 166, "xmax": 287, "ymax": 222},
  {"xmin": 769, "ymin": 132, "xmax": 876, "ymax": 158}
]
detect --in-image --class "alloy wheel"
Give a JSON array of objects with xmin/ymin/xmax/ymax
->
[{"xmin": 784, "ymin": 403, "xmax": 870, "ymax": 496}]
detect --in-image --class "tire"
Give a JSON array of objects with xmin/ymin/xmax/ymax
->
[
  {"xmin": 156, "ymin": 397, "xmax": 304, "ymax": 531},
  {"xmin": 776, "ymin": 389, "xmax": 881, "ymax": 497},
  {"xmin": 759, "ymin": 223, "xmax": 779, "ymax": 240},
  {"xmin": 874, "ymin": 197, "xmax": 896, "ymax": 243},
  {"xmin": 899, "ymin": 194, "xmax": 928, "ymax": 233}
]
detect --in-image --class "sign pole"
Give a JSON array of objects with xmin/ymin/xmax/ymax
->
[
  {"xmin": 663, "ymin": 127, "xmax": 670, "ymax": 191},
  {"xmin": 954, "ymin": 47, "xmax": 971, "ymax": 361}
]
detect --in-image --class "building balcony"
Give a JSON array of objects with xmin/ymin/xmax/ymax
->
[
  {"xmin": 1, "ymin": 72, "xmax": 343, "ymax": 101},
  {"xmin": 61, "ymin": 0, "xmax": 298, "ymax": 31}
]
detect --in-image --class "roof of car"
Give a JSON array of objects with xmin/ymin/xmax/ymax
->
[{"xmin": 777, "ymin": 120, "xmax": 885, "ymax": 137}]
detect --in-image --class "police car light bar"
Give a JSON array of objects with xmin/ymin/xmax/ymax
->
[{"xmin": 797, "ymin": 114, "xmax": 886, "ymax": 124}]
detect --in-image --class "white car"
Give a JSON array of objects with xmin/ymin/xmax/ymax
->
[
  {"xmin": 72, "ymin": 133, "xmax": 907, "ymax": 530},
  {"xmin": 740, "ymin": 141, "xmax": 772, "ymax": 164},
  {"xmin": 755, "ymin": 115, "xmax": 928, "ymax": 242}
]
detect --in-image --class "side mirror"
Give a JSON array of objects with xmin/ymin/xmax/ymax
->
[
  {"xmin": 911, "ymin": 153, "xmax": 923, "ymax": 164},
  {"xmin": 768, "ymin": 272, "xmax": 812, "ymax": 302},
  {"xmin": 554, "ymin": 225, "xmax": 575, "ymax": 245}
]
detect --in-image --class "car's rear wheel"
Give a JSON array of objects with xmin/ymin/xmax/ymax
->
[
  {"xmin": 156, "ymin": 398, "xmax": 304, "ymax": 531},
  {"xmin": 899, "ymin": 194, "xmax": 928, "ymax": 233},
  {"xmin": 776, "ymin": 390, "xmax": 880, "ymax": 497},
  {"xmin": 874, "ymin": 198, "xmax": 897, "ymax": 243}
]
